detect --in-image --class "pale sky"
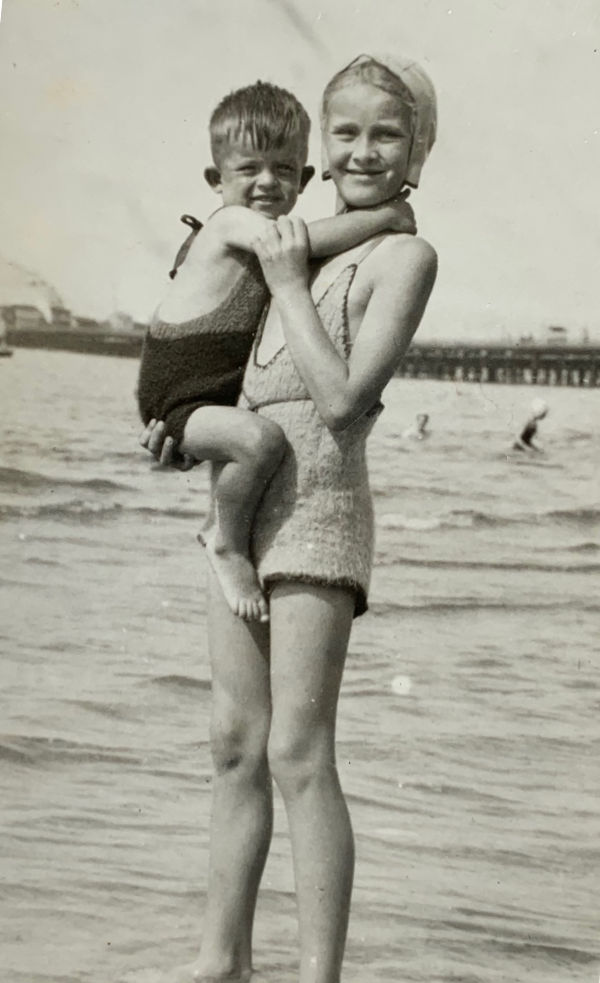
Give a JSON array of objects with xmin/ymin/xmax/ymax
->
[{"xmin": 0, "ymin": 0, "xmax": 598, "ymax": 341}]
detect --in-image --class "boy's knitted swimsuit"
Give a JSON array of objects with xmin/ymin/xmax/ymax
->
[
  {"xmin": 137, "ymin": 252, "xmax": 268, "ymax": 448},
  {"xmin": 239, "ymin": 255, "xmax": 382, "ymax": 617}
]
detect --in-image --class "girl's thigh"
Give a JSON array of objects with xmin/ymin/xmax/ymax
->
[
  {"xmin": 268, "ymin": 582, "xmax": 355, "ymax": 745},
  {"xmin": 207, "ymin": 572, "xmax": 271, "ymax": 738}
]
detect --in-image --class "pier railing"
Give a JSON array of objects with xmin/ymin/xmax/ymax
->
[{"xmin": 397, "ymin": 344, "xmax": 600, "ymax": 387}]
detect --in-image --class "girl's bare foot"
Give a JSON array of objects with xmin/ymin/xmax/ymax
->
[
  {"xmin": 198, "ymin": 526, "xmax": 269, "ymax": 623},
  {"xmin": 166, "ymin": 959, "xmax": 252, "ymax": 983}
]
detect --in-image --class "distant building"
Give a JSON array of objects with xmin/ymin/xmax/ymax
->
[
  {"xmin": 546, "ymin": 324, "xmax": 568, "ymax": 345},
  {"xmin": 107, "ymin": 310, "xmax": 135, "ymax": 334},
  {"xmin": 0, "ymin": 256, "xmax": 72, "ymax": 331},
  {"xmin": 74, "ymin": 315, "xmax": 111, "ymax": 335}
]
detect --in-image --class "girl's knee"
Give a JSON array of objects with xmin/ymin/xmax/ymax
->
[
  {"xmin": 210, "ymin": 705, "xmax": 270, "ymax": 776},
  {"xmin": 267, "ymin": 727, "xmax": 333, "ymax": 796}
]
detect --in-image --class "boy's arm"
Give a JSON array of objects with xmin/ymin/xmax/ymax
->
[
  {"xmin": 207, "ymin": 199, "xmax": 416, "ymax": 258},
  {"xmin": 206, "ymin": 206, "xmax": 273, "ymax": 253}
]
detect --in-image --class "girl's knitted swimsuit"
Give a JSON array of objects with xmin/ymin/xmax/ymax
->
[{"xmin": 240, "ymin": 259, "xmax": 382, "ymax": 617}]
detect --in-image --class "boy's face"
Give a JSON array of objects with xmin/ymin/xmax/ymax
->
[{"xmin": 206, "ymin": 137, "xmax": 314, "ymax": 219}]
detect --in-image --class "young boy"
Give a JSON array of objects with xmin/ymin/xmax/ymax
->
[{"xmin": 138, "ymin": 80, "xmax": 415, "ymax": 623}]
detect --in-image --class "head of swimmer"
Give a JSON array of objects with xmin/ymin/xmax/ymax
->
[
  {"xmin": 530, "ymin": 399, "xmax": 549, "ymax": 422},
  {"xmin": 204, "ymin": 81, "xmax": 315, "ymax": 220}
]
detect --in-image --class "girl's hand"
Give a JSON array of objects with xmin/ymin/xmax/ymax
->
[{"xmin": 252, "ymin": 216, "xmax": 310, "ymax": 295}]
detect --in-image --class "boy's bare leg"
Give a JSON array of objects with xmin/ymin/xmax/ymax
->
[{"xmin": 179, "ymin": 406, "xmax": 285, "ymax": 622}]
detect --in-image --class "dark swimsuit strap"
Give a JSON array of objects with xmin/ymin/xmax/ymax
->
[{"xmin": 168, "ymin": 214, "xmax": 204, "ymax": 280}]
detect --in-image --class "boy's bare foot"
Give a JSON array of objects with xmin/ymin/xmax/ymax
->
[{"xmin": 198, "ymin": 527, "xmax": 269, "ymax": 623}]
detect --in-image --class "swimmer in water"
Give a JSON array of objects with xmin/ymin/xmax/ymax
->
[
  {"xmin": 512, "ymin": 398, "xmax": 548, "ymax": 453},
  {"xmin": 403, "ymin": 412, "xmax": 430, "ymax": 440}
]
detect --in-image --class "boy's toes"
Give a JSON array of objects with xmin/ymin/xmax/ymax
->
[
  {"xmin": 257, "ymin": 596, "xmax": 270, "ymax": 623},
  {"xmin": 245, "ymin": 599, "xmax": 259, "ymax": 622}
]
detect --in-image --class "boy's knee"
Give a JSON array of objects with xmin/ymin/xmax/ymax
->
[{"xmin": 245, "ymin": 417, "xmax": 285, "ymax": 468}]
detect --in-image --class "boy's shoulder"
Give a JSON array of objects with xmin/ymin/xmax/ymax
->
[
  {"xmin": 205, "ymin": 205, "xmax": 252, "ymax": 232},
  {"xmin": 183, "ymin": 207, "xmax": 255, "ymax": 266},
  {"xmin": 179, "ymin": 209, "xmax": 233, "ymax": 267}
]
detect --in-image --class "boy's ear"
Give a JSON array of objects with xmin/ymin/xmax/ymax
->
[
  {"xmin": 298, "ymin": 165, "xmax": 315, "ymax": 193},
  {"xmin": 204, "ymin": 167, "xmax": 222, "ymax": 192}
]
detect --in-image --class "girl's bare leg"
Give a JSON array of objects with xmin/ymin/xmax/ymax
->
[
  {"xmin": 179, "ymin": 406, "xmax": 285, "ymax": 622},
  {"xmin": 268, "ymin": 583, "xmax": 355, "ymax": 983},
  {"xmin": 173, "ymin": 573, "xmax": 272, "ymax": 982}
]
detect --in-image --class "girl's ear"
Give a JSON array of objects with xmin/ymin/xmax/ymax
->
[
  {"xmin": 298, "ymin": 165, "xmax": 315, "ymax": 193},
  {"xmin": 204, "ymin": 167, "xmax": 222, "ymax": 192}
]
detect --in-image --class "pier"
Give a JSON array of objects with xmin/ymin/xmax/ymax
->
[
  {"xmin": 3, "ymin": 260, "xmax": 599, "ymax": 387},
  {"xmin": 397, "ymin": 343, "xmax": 600, "ymax": 387},
  {"xmin": 3, "ymin": 305, "xmax": 600, "ymax": 387}
]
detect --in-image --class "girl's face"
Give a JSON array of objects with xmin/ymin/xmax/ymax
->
[{"xmin": 323, "ymin": 83, "xmax": 414, "ymax": 208}]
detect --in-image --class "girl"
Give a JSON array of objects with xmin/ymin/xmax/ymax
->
[{"xmin": 148, "ymin": 53, "xmax": 438, "ymax": 983}]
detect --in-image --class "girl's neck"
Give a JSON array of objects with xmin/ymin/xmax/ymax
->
[{"xmin": 335, "ymin": 191, "xmax": 347, "ymax": 214}]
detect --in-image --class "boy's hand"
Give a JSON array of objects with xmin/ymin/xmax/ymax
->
[
  {"xmin": 378, "ymin": 190, "xmax": 417, "ymax": 235},
  {"xmin": 253, "ymin": 216, "xmax": 310, "ymax": 295},
  {"xmin": 139, "ymin": 419, "xmax": 195, "ymax": 470}
]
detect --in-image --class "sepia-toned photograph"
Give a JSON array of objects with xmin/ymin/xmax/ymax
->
[{"xmin": 0, "ymin": 2, "xmax": 598, "ymax": 981}]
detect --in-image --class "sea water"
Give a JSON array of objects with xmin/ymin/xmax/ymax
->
[{"xmin": 1, "ymin": 349, "xmax": 598, "ymax": 983}]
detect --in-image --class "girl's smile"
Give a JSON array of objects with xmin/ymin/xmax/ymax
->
[{"xmin": 323, "ymin": 83, "xmax": 414, "ymax": 207}]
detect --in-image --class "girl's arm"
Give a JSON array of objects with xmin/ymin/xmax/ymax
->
[
  {"xmin": 208, "ymin": 198, "xmax": 416, "ymax": 259},
  {"xmin": 253, "ymin": 217, "xmax": 437, "ymax": 431},
  {"xmin": 307, "ymin": 200, "xmax": 415, "ymax": 257}
]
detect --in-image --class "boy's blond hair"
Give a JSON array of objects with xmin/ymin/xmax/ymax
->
[{"xmin": 209, "ymin": 80, "xmax": 311, "ymax": 166}]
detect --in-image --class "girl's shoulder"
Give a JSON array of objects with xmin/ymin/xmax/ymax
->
[
  {"xmin": 372, "ymin": 232, "xmax": 437, "ymax": 271},
  {"xmin": 361, "ymin": 233, "xmax": 437, "ymax": 293}
]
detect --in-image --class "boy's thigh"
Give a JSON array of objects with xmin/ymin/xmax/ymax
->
[{"xmin": 180, "ymin": 404, "xmax": 273, "ymax": 461}]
